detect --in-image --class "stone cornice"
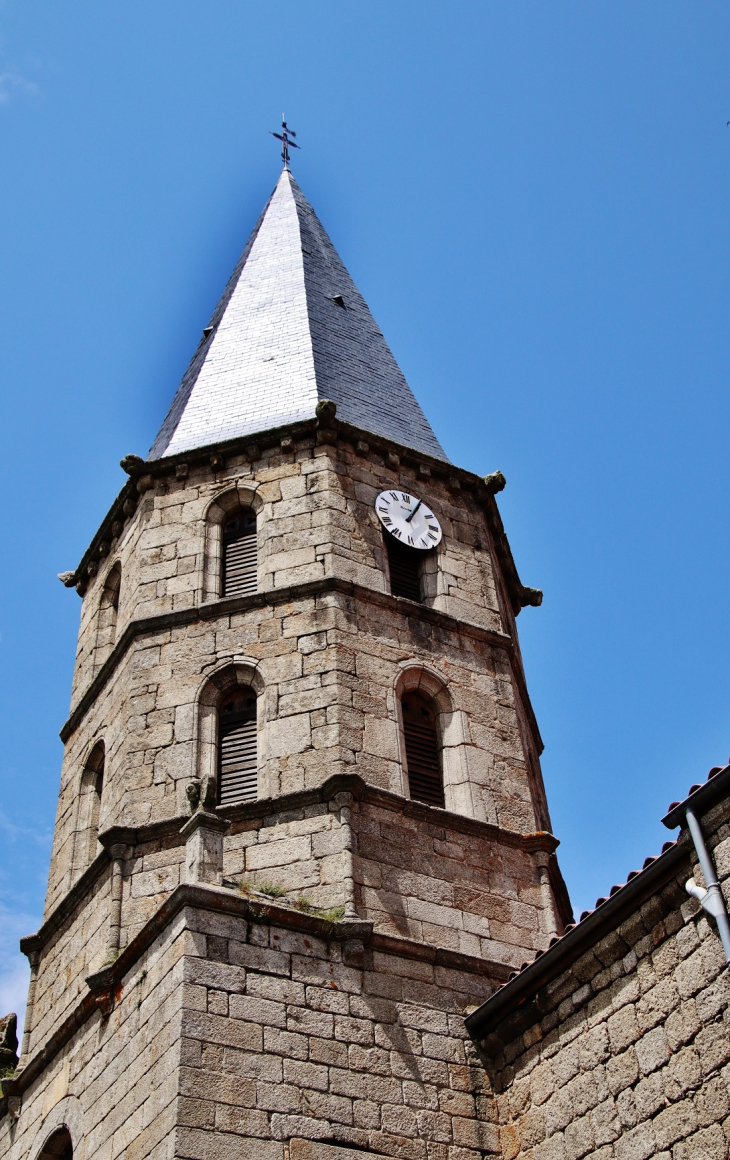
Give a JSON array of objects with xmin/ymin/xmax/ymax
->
[
  {"xmin": 7, "ymin": 879, "xmax": 514, "ymax": 1108},
  {"xmin": 60, "ymin": 575, "xmax": 540, "ymax": 747},
  {"xmin": 67, "ymin": 414, "xmax": 536, "ymax": 616},
  {"xmin": 19, "ymin": 850, "xmax": 109, "ymax": 957},
  {"xmin": 369, "ymin": 931, "xmax": 512, "ymax": 982},
  {"xmin": 221, "ymin": 772, "xmax": 560, "ymax": 853},
  {"xmin": 21, "ymin": 773, "xmax": 559, "ymax": 960}
]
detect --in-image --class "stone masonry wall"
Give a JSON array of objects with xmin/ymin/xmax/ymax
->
[
  {"xmin": 25, "ymin": 870, "xmax": 111, "ymax": 1061},
  {"xmin": 351, "ymin": 795, "xmax": 553, "ymax": 965},
  {"xmin": 28, "ymin": 783, "xmax": 557, "ymax": 1061},
  {"xmin": 15, "ymin": 423, "xmax": 556, "ymax": 1160},
  {"xmin": 5, "ymin": 896, "xmax": 503, "ymax": 1160},
  {"xmin": 471, "ymin": 795, "xmax": 730, "ymax": 1160},
  {"xmin": 3, "ymin": 905, "xmax": 186, "ymax": 1160},
  {"xmin": 175, "ymin": 904, "xmax": 496, "ymax": 1160},
  {"xmin": 71, "ymin": 437, "xmax": 507, "ymax": 708},
  {"xmin": 224, "ymin": 788, "xmax": 554, "ymax": 964},
  {"xmin": 46, "ymin": 433, "xmax": 546, "ymax": 920},
  {"xmin": 48, "ymin": 586, "xmax": 541, "ymax": 912}
]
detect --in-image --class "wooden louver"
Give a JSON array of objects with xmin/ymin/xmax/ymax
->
[
  {"xmin": 222, "ymin": 510, "xmax": 257, "ymax": 597},
  {"xmin": 386, "ymin": 536, "xmax": 422, "ymax": 602},
  {"xmin": 402, "ymin": 693, "xmax": 444, "ymax": 808},
  {"xmin": 218, "ymin": 689, "xmax": 257, "ymax": 806}
]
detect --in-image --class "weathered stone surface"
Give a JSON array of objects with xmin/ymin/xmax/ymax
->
[
  {"xmin": 4, "ymin": 398, "xmax": 570, "ymax": 1160},
  {"xmin": 4, "ymin": 905, "xmax": 500, "ymax": 1160},
  {"xmin": 0, "ymin": 1013, "xmax": 18, "ymax": 1073},
  {"xmin": 468, "ymin": 796, "xmax": 730, "ymax": 1160},
  {"xmin": 21, "ymin": 433, "xmax": 565, "ymax": 1068}
]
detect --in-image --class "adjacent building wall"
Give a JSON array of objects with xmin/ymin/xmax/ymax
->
[{"xmin": 468, "ymin": 794, "xmax": 730, "ymax": 1160}]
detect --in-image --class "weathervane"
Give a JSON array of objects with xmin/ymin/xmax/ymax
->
[{"xmin": 270, "ymin": 117, "xmax": 300, "ymax": 168}]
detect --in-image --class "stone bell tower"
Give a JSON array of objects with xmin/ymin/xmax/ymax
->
[{"xmin": 2, "ymin": 166, "xmax": 571, "ymax": 1160}]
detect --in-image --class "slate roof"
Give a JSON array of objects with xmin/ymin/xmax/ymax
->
[{"xmin": 149, "ymin": 169, "xmax": 447, "ymax": 462}]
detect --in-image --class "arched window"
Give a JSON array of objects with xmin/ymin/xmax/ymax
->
[
  {"xmin": 74, "ymin": 741, "xmax": 105, "ymax": 871},
  {"xmin": 86, "ymin": 742, "xmax": 105, "ymax": 837},
  {"xmin": 402, "ymin": 692, "xmax": 444, "ymax": 808},
  {"xmin": 386, "ymin": 536, "xmax": 422, "ymax": 602},
  {"xmin": 38, "ymin": 1127, "xmax": 73, "ymax": 1160},
  {"xmin": 218, "ymin": 687, "xmax": 257, "ymax": 805},
  {"xmin": 98, "ymin": 562, "xmax": 121, "ymax": 650},
  {"xmin": 204, "ymin": 486, "xmax": 260, "ymax": 602},
  {"xmin": 222, "ymin": 509, "xmax": 257, "ymax": 597}
]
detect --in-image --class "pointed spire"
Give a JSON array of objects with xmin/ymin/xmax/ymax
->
[{"xmin": 149, "ymin": 170, "xmax": 447, "ymax": 462}]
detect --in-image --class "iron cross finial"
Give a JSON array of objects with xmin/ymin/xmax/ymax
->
[{"xmin": 270, "ymin": 116, "xmax": 300, "ymax": 169}]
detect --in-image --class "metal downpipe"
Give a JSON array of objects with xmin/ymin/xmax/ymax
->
[{"xmin": 684, "ymin": 806, "xmax": 730, "ymax": 965}]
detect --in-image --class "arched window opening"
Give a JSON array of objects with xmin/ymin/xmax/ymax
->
[
  {"xmin": 402, "ymin": 692, "xmax": 444, "ymax": 808},
  {"xmin": 39, "ymin": 1127, "xmax": 73, "ymax": 1160},
  {"xmin": 218, "ymin": 687, "xmax": 257, "ymax": 805},
  {"xmin": 75, "ymin": 741, "xmax": 105, "ymax": 872},
  {"xmin": 98, "ymin": 562, "xmax": 122, "ymax": 648},
  {"xmin": 222, "ymin": 509, "xmax": 257, "ymax": 597},
  {"xmin": 386, "ymin": 535, "xmax": 422, "ymax": 602},
  {"xmin": 86, "ymin": 741, "xmax": 105, "ymax": 837}
]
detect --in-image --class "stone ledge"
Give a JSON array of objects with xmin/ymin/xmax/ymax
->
[
  {"xmin": 10, "ymin": 879, "xmax": 506, "ymax": 1107},
  {"xmin": 2, "ymin": 987, "xmax": 97, "ymax": 1107},
  {"xmin": 60, "ymin": 575, "xmax": 517, "ymax": 743},
  {"xmin": 71, "ymin": 414, "xmax": 530, "ymax": 615},
  {"xmin": 19, "ymin": 850, "xmax": 109, "ymax": 957},
  {"xmin": 20, "ymin": 814, "xmax": 194, "ymax": 960},
  {"xmin": 370, "ymin": 931, "xmax": 512, "ymax": 982},
  {"xmin": 22, "ymin": 773, "xmax": 559, "ymax": 959}
]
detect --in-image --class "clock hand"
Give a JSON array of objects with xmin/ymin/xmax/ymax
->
[{"xmin": 405, "ymin": 499, "xmax": 422, "ymax": 524}]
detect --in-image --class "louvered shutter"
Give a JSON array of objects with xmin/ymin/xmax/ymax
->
[
  {"xmin": 222, "ymin": 511, "xmax": 257, "ymax": 597},
  {"xmin": 386, "ymin": 536, "xmax": 422, "ymax": 602},
  {"xmin": 218, "ymin": 690, "xmax": 257, "ymax": 805},
  {"xmin": 403, "ymin": 694, "xmax": 444, "ymax": 808}
]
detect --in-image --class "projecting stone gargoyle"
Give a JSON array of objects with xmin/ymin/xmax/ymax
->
[{"xmin": 0, "ymin": 1013, "xmax": 18, "ymax": 1073}]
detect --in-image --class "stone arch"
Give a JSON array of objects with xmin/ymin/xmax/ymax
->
[
  {"xmin": 29, "ymin": 1095, "xmax": 86, "ymax": 1160},
  {"xmin": 194, "ymin": 659, "xmax": 266, "ymax": 803},
  {"xmin": 203, "ymin": 483, "xmax": 263, "ymax": 601},
  {"xmin": 72, "ymin": 739, "xmax": 105, "ymax": 874},
  {"xmin": 394, "ymin": 664, "xmax": 480, "ymax": 820},
  {"xmin": 94, "ymin": 561, "xmax": 122, "ymax": 669},
  {"xmin": 38, "ymin": 1128, "xmax": 72, "ymax": 1160}
]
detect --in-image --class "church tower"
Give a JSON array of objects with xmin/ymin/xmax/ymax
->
[{"xmin": 2, "ymin": 167, "xmax": 570, "ymax": 1160}]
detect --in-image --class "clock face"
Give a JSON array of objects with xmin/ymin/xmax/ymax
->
[{"xmin": 375, "ymin": 490, "xmax": 443, "ymax": 550}]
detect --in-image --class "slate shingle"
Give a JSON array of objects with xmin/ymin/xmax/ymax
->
[{"xmin": 149, "ymin": 169, "xmax": 447, "ymax": 462}]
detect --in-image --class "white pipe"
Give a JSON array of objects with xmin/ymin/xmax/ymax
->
[{"xmin": 685, "ymin": 806, "xmax": 730, "ymax": 965}]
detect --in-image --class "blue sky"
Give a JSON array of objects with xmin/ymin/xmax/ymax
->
[{"xmin": 1, "ymin": 2, "xmax": 730, "ymax": 1024}]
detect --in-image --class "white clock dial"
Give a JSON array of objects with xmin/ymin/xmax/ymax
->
[{"xmin": 375, "ymin": 490, "xmax": 443, "ymax": 550}]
